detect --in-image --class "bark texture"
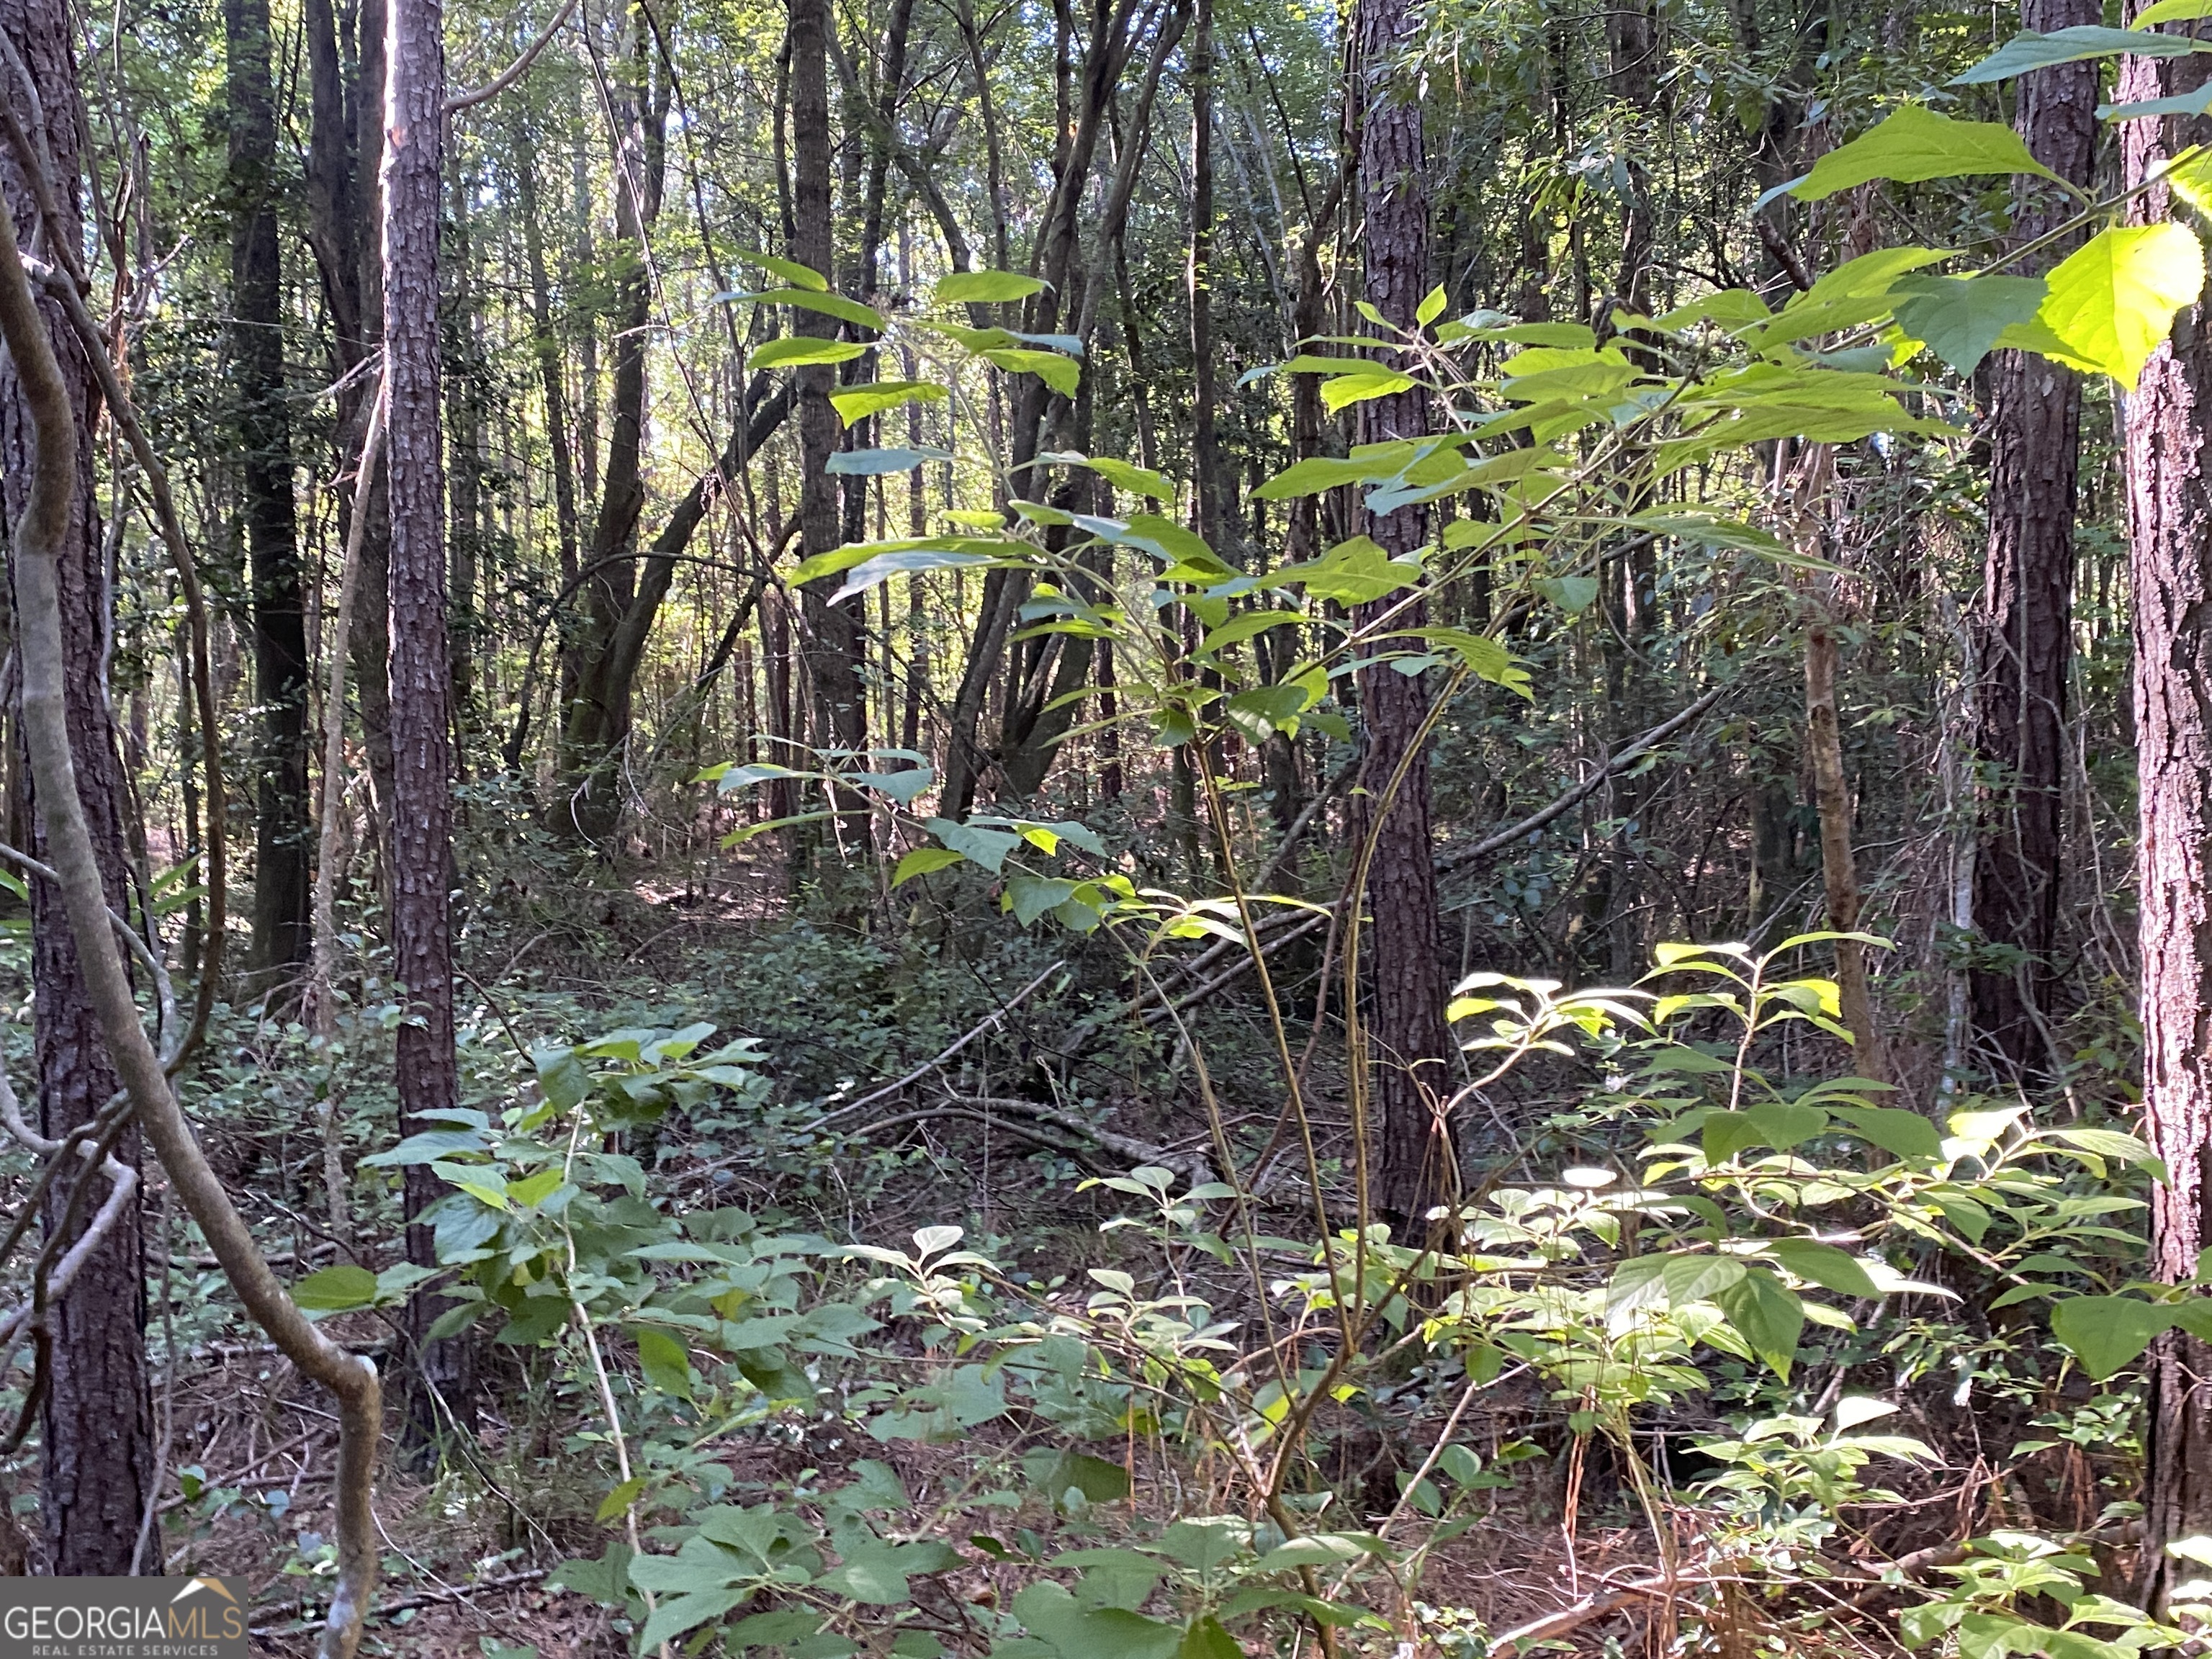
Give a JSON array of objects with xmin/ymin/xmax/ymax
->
[
  {"xmin": 1350, "ymin": 0, "xmax": 1452, "ymax": 1231},
  {"xmin": 1969, "ymin": 0, "xmax": 2099, "ymax": 1076},
  {"xmin": 0, "ymin": 0, "xmax": 153, "ymax": 1572},
  {"xmin": 382, "ymin": 0, "xmax": 462, "ymax": 1416},
  {"xmin": 2118, "ymin": 25, "xmax": 2212, "ymax": 1610},
  {"xmin": 228, "ymin": 0, "xmax": 311, "ymax": 979}
]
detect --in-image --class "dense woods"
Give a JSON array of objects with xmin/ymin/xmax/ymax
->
[{"xmin": 10, "ymin": 0, "xmax": 2212, "ymax": 1647}]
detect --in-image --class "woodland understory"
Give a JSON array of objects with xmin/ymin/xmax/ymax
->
[{"xmin": 9, "ymin": 0, "xmax": 2212, "ymax": 1647}]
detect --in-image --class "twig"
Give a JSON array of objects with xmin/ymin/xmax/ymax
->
[
  {"xmin": 444, "ymin": 0, "xmax": 580, "ymax": 112},
  {"xmin": 806, "ymin": 961, "xmax": 1065, "ymax": 1128},
  {"xmin": 1437, "ymin": 685, "xmax": 1727, "ymax": 875}
]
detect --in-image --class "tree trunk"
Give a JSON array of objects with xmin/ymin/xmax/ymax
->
[
  {"xmin": 228, "ymin": 0, "xmax": 311, "ymax": 983},
  {"xmin": 1349, "ymin": 0, "xmax": 1452, "ymax": 1231},
  {"xmin": 1969, "ymin": 0, "xmax": 2099, "ymax": 1079},
  {"xmin": 0, "ymin": 0, "xmax": 153, "ymax": 1570},
  {"xmin": 2118, "ymin": 22, "xmax": 2212, "ymax": 1611},
  {"xmin": 790, "ymin": 0, "xmax": 867, "ymax": 773},
  {"xmin": 382, "ymin": 0, "xmax": 464, "ymax": 1429}
]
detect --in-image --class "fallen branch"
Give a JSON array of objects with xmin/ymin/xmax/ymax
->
[
  {"xmin": 1437, "ymin": 685, "xmax": 1728, "ymax": 875},
  {"xmin": 808, "ymin": 960, "xmax": 1066, "ymax": 1128}
]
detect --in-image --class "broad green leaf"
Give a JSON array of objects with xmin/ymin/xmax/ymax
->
[
  {"xmin": 507, "ymin": 1167, "xmax": 565, "ymax": 1208},
  {"xmin": 2100, "ymin": 81, "xmax": 2212, "ymax": 118},
  {"xmin": 1830, "ymin": 1105, "xmax": 1943, "ymax": 1160},
  {"xmin": 927, "ymin": 817, "xmax": 1020, "ymax": 874},
  {"xmin": 1791, "ymin": 106, "xmax": 2059, "ymax": 200},
  {"xmin": 1038, "ymin": 450, "xmax": 1174, "ymax": 501},
  {"xmin": 1716, "ymin": 1267, "xmax": 1806, "ymax": 1378},
  {"xmin": 2134, "ymin": 0, "xmax": 2212, "ymax": 23},
  {"xmin": 985, "ymin": 347, "xmax": 1081, "ymax": 395},
  {"xmin": 1892, "ymin": 274, "xmax": 2051, "ymax": 374},
  {"xmin": 1662, "ymin": 1253, "xmax": 1748, "ymax": 1305},
  {"xmin": 1022, "ymin": 1449, "xmax": 1133, "ymax": 1504},
  {"xmin": 2028, "ymin": 222, "xmax": 2206, "ymax": 387},
  {"xmin": 1743, "ymin": 1101, "xmax": 1828, "ymax": 1148},
  {"xmin": 740, "ymin": 251, "xmax": 828, "ymax": 291},
  {"xmin": 751, "ymin": 336, "xmax": 866, "ymax": 369},
  {"xmin": 830, "ymin": 547, "xmax": 998, "ymax": 603},
  {"xmin": 1415, "ymin": 284, "xmax": 1448, "ymax": 326},
  {"xmin": 1320, "ymin": 369, "xmax": 1416, "ymax": 413},
  {"xmin": 830, "ymin": 379, "xmax": 948, "ymax": 426},
  {"xmin": 1951, "ymin": 25, "xmax": 2208, "ymax": 85},
  {"xmin": 635, "ymin": 1326, "xmax": 696, "ymax": 1400},
  {"xmin": 759, "ymin": 287, "xmax": 884, "ymax": 328},
  {"xmin": 1004, "ymin": 876, "xmax": 1080, "ymax": 927},
  {"xmin": 1178, "ymin": 1617, "xmax": 1243, "ymax": 1659},
  {"xmin": 938, "ymin": 269, "xmax": 1047, "ymax": 303},
  {"xmin": 1251, "ymin": 446, "xmax": 1421, "ymax": 499},
  {"xmin": 826, "ymin": 446, "xmax": 949, "ymax": 476},
  {"xmin": 1764, "ymin": 1238, "xmax": 1884, "ymax": 1299},
  {"xmin": 291, "ymin": 1264, "xmax": 378, "ymax": 1313},
  {"xmin": 2051, "ymin": 1295, "xmax": 2174, "ymax": 1380},
  {"xmin": 1274, "ymin": 536, "xmax": 1424, "ymax": 604}
]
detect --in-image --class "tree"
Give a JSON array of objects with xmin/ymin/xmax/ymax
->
[
  {"xmin": 788, "ymin": 0, "xmax": 868, "ymax": 776},
  {"xmin": 2116, "ymin": 27, "xmax": 2212, "ymax": 1609},
  {"xmin": 382, "ymin": 0, "xmax": 462, "ymax": 1420},
  {"xmin": 0, "ymin": 0, "xmax": 153, "ymax": 1572},
  {"xmin": 226, "ymin": 0, "xmax": 311, "ymax": 982},
  {"xmin": 1349, "ymin": 0, "xmax": 1453, "ymax": 1231},
  {"xmin": 1969, "ymin": 0, "xmax": 2100, "ymax": 1079}
]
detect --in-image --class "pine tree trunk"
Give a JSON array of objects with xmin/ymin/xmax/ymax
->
[
  {"xmin": 2119, "ymin": 23, "xmax": 2212, "ymax": 1609},
  {"xmin": 382, "ymin": 0, "xmax": 464, "ymax": 1429},
  {"xmin": 0, "ymin": 0, "xmax": 153, "ymax": 1570},
  {"xmin": 228, "ymin": 0, "xmax": 311, "ymax": 982},
  {"xmin": 1969, "ymin": 0, "xmax": 2098, "ymax": 1078},
  {"xmin": 1350, "ymin": 0, "xmax": 1452, "ymax": 1231},
  {"xmin": 790, "ymin": 0, "xmax": 866, "ymax": 768}
]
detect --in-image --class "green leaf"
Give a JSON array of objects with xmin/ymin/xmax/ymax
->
[
  {"xmin": 635, "ymin": 1326, "xmax": 696, "ymax": 1401},
  {"xmin": 1004, "ymin": 876, "xmax": 1080, "ymax": 927},
  {"xmin": 1010, "ymin": 1583, "xmax": 1182, "ymax": 1659},
  {"xmin": 830, "ymin": 547, "xmax": 999, "ymax": 602},
  {"xmin": 1038, "ymin": 450, "xmax": 1174, "ymax": 501},
  {"xmin": 830, "ymin": 380, "xmax": 948, "ymax": 426},
  {"xmin": 752, "ymin": 336, "xmax": 867, "ymax": 369},
  {"xmin": 1662, "ymin": 1253, "xmax": 1748, "ymax": 1305},
  {"xmin": 2051, "ymin": 1295, "xmax": 2175, "ymax": 1380},
  {"xmin": 1274, "ymin": 536, "xmax": 1424, "ymax": 605},
  {"xmin": 2134, "ymin": 0, "xmax": 2212, "ymax": 23},
  {"xmin": 1831, "ymin": 1105, "xmax": 1943, "ymax": 1161},
  {"xmin": 1415, "ymin": 284, "xmax": 1448, "ymax": 326},
  {"xmin": 1892, "ymin": 274, "xmax": 2051, "ymax": 374},
  {"xmin": 1178, "ymin": 1617, "xmax": 1243, "ymax": 1659},
  {"xmin": 595, "ymin": 1476, "xmax": 646, "ymax": 1522},
  {"xmin": 1022, "ymin": 1449, "xmax": 1132, "ymax": 1504},
  {"xmin": 1791, "ymin": 105, "xmax": 2060, "ymax": 201},
  {"xmin": 740, "ymin": 251, "xmax": 828, "ymax": 291},
  {"xmin": 1764, "ymin": 1238, "xmax": 1884, "ymax": 1300},
  {"xmin": 826, "ymin": 446, "xmax": 950, "ymax": 476},
  {"xmin": 938, "ymin": 269, "xmax": 1047, "ymax": 304},
  {"xmin": 1715, "ymin": 1267, "xmax": 1806, "ymax": 1379},
  {"xmin": 2026, "ymin": 222, "xmax": 2206, "ymax": 388},
  {"xmin": 1743, "ymin": 1101, "xmax": 1829, "ymax": 1149},
  {"xmin": 507, "ymin": 1167, "xmax": 565, "ymax": 1209},
  {"xmin": 1951, "ymin": 24, "xmax": 2208, "ymax": 85},
  {"xmin": 927, "ymin": 817, "xmax": 1020, "ymax": 874},
  {"xmin": 291, "ymin": 1264, "xmax": 379, "ymax": 1313},
  {"xmin": 1320, "ymin": 369, "xmax": 1416, "ymax": 413},
  {"xmin": 760, "ymin": 287, "xmax": 884, "ymax": 328},
  {"xmin": 823, "ymin": 1537, "xmax": 921, "ymax": 1604},
  {"xmin": 984, "ymin": 348, "xmax": 1081, "ymax": 395}
]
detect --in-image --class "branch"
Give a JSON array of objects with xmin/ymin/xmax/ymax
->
[
  {"xmin": 444, "ymin": 0, "xmax": 580, "ymax": 112},
  {"xmin": 19, "ymin": 253, "xmax": 228, "ymax": 1069},
  {"xmin": 1436, "ymin": 684, "xmax": 1728, "ymax": 875},
  {"xmin": 0, "ymin": 186, "xmax": 382, "ymax": 1659},
  {"xmin": 807, "ymin": 959, "xmax": 1066, "ymax": 1127}
]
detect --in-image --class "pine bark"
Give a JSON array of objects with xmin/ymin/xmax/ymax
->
[
  {"xmin": 382, "ymin": 0, "xmax": 463, "ymax": 1421},
  {"xmin": 1350, "ymin": 0, "xmax": 1452, "ymax": 1231},
  {"xmin": 1969, "ymin": 0, "xmax": 2099, "ymax": 1077},
  {"xmin": 228, "ymin": 0, "xmax": 312, "ymax": 980},
  {"xmin": 790, "ymin": 0, "xmax": 866, "ymax": 760},
  {"xmin": 2118, "ymin": 24, "xmax": 2212, "ymax": 1609},
  {"xmin": 0, "ymin": 0, "xmax": 153, "ymax": 1570}
]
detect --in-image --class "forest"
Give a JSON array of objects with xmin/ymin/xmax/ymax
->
[{"xmin": 6, "ymin": 0, "xmax": 2212, "ymax": 1645}]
